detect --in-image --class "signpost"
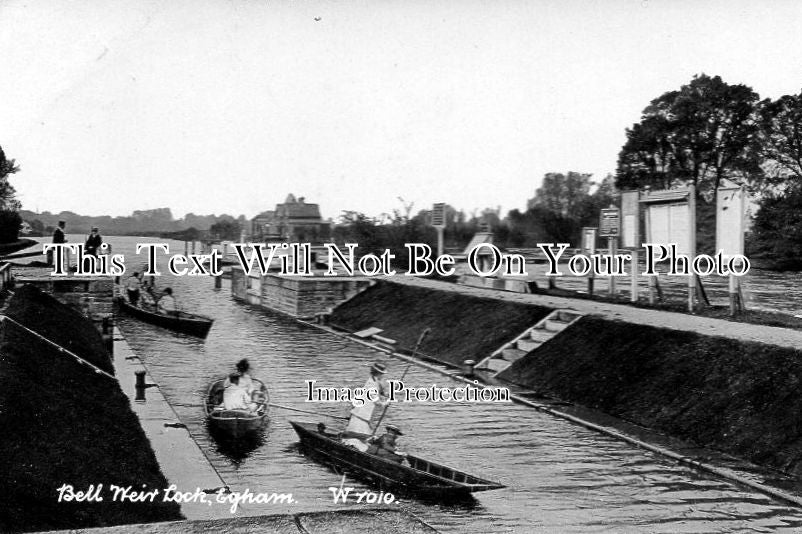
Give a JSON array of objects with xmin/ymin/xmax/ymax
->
[
  {"xmin": 620, "ymin": 191, "xmax": 640, "ymax": 302},
  {"xmin": 640, "ymin": 186, "xmax": 697, "ymax": 312},
  {"xmin": 599, "ymin": 207, "xmax": 620, "ymax": 296},
  {"xmin": 716, "ymin": 185, "xmax": 746, "ymax": 315},
  {"xmin": 581, "ymin": 227, "xmax": 597, "ymax": 295},
  {"xmin": 431, "ymin": 203, "xmax": 446, "ymax": 256}
]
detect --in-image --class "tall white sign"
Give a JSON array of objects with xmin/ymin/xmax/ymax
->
[{"xmin": 716, "ymin": 186, "xmax": 745, "ymax": 256}]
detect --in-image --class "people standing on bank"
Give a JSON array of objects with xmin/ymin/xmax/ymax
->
[
  {"xmin": 52, "ymin": 220, "xmax": 66, "ymax": 244},
  {"xmin": 342, "ymin": 362, "xmax": 388, "ymax": 450},
  {"xmin": 48, "ymin": 220, "xmax": 67, "ymax": 266},
  {"xmin": 126, "ymin": 272, "xmax": 141, "ymax": 306},
  {"xmin": 84, "ymin": 227, "xmax": 103, "ymax": 256},
  {"xmin": 157, "ymin": 287, "xmax": 178, "ymax": 316}
]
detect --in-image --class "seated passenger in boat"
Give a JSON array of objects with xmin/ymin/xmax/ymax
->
[
  {"xmin": 224, "ymin": 359, "xmax": 255, "ymax": 393},
  {"xmin": 139, "ymin": 287, "xmax": 156, "ymax": 310},
  {"xmin": 157, "ymin": 287, "xmax": 178, "ymax": 316},
  {"xmin": 222, "ymin": 374, "xmax": 256, "ymax": 412},
  {"xmin": 366, "ymin": 425, "xmax": 406, "ymax": 463}
]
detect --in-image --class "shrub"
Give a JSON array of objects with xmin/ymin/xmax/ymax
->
[{"xmin": 0, "ymin": 209, "xmax": 21, "ymax": 244}]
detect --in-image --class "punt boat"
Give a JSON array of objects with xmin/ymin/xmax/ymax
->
[{"xmin": 290, "ymin": 420, "xmax": 505, "ymax": 500}]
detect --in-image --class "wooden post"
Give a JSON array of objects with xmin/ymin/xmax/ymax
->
[
  {"xmin": 184, "ymin": 240, "xmax": 189, "ymax": 256},
  {"xmin": 729, "ymin": 273, "xmax": 737, "ymax": 316},
  {"xmin": 582, "ymin": 227, "xmax": 597, "ymax": 296},
  {"xmin": 436, "ymin": 226, "xmax": 445, "ymax": 257},
  {"xmin": 687, "ymin": 184, "xmax": 697, "ymax": 313},
  {"xmin": 644, "ymin": 206, "xmax": 654, "ymax": 305},
  {"xmin": 630, "ymin": 249, "xmax": 638, "ymax": 303},
  {"xmin": 608, "ymin": 236, "xmax": 617, "ymax": 296}
]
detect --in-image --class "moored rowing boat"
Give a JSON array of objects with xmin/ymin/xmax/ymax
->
[{"xmin": 117, "ymin": 297, "xmax": 213, "ymax": 338}]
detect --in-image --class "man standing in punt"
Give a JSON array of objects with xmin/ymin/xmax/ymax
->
[{"xmin": 342, "ymin": 361, "xmax": 388, "ymax": 451}]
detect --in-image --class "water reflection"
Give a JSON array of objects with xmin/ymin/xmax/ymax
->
[{"xmin": 206, "ymin": 420, "xmax": 268, "ymax": 463}]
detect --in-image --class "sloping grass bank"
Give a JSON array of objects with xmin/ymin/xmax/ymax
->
[
  {"xmin": 0, "ymin": 285, "xmax": 182, "ymax": 533},
  {"xmin": 330, "ymin": 280, "xmax": 553, "ymax": 366},
  {"xmin": 499, "ymin": 316, "xmax": 802, "ymax": 476}
]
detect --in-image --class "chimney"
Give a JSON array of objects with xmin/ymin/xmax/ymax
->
[{"xmin": 298, "ymin": 197, "xmax": 305, "ymax": 204}]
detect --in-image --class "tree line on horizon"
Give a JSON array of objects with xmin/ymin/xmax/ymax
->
[{"xmin": 16, "ymin": 207, "xmax": 246, "ymax": 241}]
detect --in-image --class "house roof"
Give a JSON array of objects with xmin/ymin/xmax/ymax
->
[
  {"xmin": 276, "ymin": 202, "xmax": 322, "ymax": 219},
  {"xmin": 252, "ymin": 210, "xmax": 275, "ymax": 221},
  {"xmin": 252, "ymin": 194, "xmax": 324, "ymax": 222}
]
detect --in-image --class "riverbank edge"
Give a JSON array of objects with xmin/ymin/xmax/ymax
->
[
  {"xmin": 111, "ymin": 327, "xmax": 230, "ymax": 520},
  {"xmin": 0, "ymin": 285, "xmax": 184, "ymax": 532},
  {"xmin": 296, "ymin": 316, "xmax": 802, "ymax": 509},
  {"xmin": 38, "ymin": 508, "xmax": 439, "ymax": 533}
]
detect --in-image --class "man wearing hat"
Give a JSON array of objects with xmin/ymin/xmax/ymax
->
[
  {"xmin": 366, "ymin": 425, "xmax": 406, "ymax": 463},
  {"xmin": 48, "ymin": 220, "xmax": 67, "ymax": 266},
  {"xmin": 342, "ymin": 361, "xmax": 389, "ymax": 450},
  {"xmin": 84, "ymin": 226, "xmax": 103, "ymax": 256}
]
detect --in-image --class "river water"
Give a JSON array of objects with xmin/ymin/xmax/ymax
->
[{"xmin": 26, "ymin": 236, "xmax": 802, "ymax": 532}]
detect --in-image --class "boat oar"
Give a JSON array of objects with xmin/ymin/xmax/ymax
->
[
  {"xmin": 372, "ymin": 328, "xmax": 430, "ymax": 433},
  {"xmin": 269, "ymin": 403, "xmax": 350, "ymax": 421}
]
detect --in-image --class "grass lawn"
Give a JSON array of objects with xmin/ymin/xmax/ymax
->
[
  {"xmin": 500, "ymin": 315, "xmax": 802, "ymax": 476},
  {"xmin": 330, "ymin": 280, "xmax": 553, "ymax": 366}
]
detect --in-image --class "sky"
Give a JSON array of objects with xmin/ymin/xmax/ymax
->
[{"xmin": 2, "ymin": 0, "xmax": 802, "ymax": 221}]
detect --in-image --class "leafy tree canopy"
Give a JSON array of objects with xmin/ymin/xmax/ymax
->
[
  {"xmin": 758, "ymin": 90, "xmax": 802, "ymax": 187},
  {"xmin": 616, "ymin": 74, "xmax": 762, "ymax": 195}
]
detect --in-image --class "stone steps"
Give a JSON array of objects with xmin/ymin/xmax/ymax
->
[{"xmin": 476, "ymin": 309, "xmax": 583, "ymax": 376}]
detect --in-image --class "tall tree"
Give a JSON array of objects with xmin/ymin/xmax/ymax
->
[
  {"xmin": 749, "ymin": 186, "xmax": 802, "ymax": 270},
  {"xmin": 0, "ymin": 145, "xmax": 21, "ymax": 211},
  {"xmin": 527, "ymin": 172, "xmax": 593, "ymax": 216},
  {"xmin": 616, "ymin": 74, "xmax": 762, "ymax": 194},
  {"xmin": 758, "ymin": 91, "xmax": 802, "ymax": 186}
]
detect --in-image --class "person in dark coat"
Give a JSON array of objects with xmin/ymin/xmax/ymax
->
[
  {"xmin": 48, "ymin": 220, "xmax": 67, "ymax": 266},
  {"xmin": 52, "ymin": 220, "xmax": 66, "ymax": 244},
  {"xmin": 366, "ymin": 425, "xmax": 406, "ymax": 463},
  {"xmin": 84, "ymin": 227, "xmax": 103, "ymax": 256}
]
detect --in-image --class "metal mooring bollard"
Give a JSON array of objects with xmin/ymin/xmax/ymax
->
[
  {"xmin": 214, "ymin": 274, "xmax": 222, "ymax": 289},
  {"xmin": 462, "ymin": 359, "xmax": 476, "ymax": 377},
  {"xmin": 134, "ymin": 370, "xmax": 157, "ymax": 402}
]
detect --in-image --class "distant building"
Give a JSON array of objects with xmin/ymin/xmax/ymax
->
[{"xmin": 251, "ymin": 194, "xmax": 330, "ymax": 242}]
